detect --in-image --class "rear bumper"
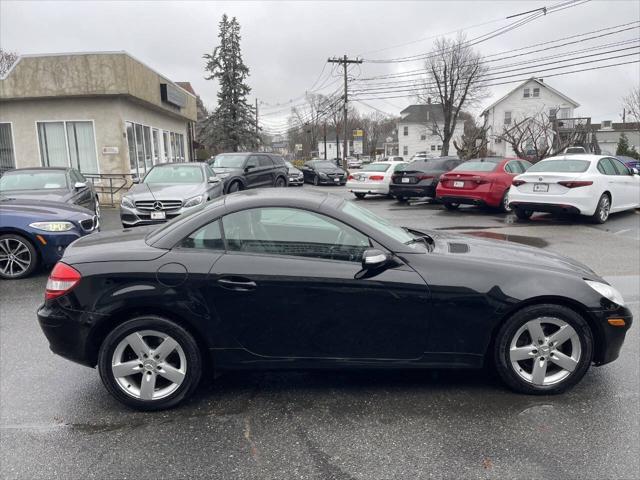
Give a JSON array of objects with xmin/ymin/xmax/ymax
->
[
  {"xmin": 436, "ymin": 186, "xmax": 500, "ymax": 207},
  {"xmin": 346, "ymin": 181, "xmax": 389, "ymax": 195},
  {"xmin": 508, "ymin": 190, "xmax": 598, "ymax": 215},
  {"xmin": 389, "ymin": 183, "xmax": 436, "ymax": 198},
  {"xmin": 509, "ymin": 202, "xmax": 581, "ymax": 215},
  {"xmin": 437, "ymin": 195, "xmax": 489, "ymax": 207}
]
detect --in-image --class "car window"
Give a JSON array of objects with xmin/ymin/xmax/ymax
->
[
  {"xmin": 452, "ymin": 160, "xmax": 499, "ymax": 172},
  {"xmin": 258, "ymin": 155, "xmax": 273, "ymax": 167},
  {"xmin": 518, "ymin": 160, "xmax": 532, "ymax": 171},
  {"xmin": 221, "ymin": 207, "xmax": 370, "ymax": 262},
  {"xmin": 180, "ymin": 220, "xmax": 224, "ymax": 250},
  {"xmin": 144, "ymin": 165, "xmax": 204, "ymax": 184},
  {"xmin": 528, "ymin": 159, "xmax": 590, "ymax": 173},
  {"xmin": 393, "ymin": 163, "xmax": 406, "ymax": 172},
  {"xmin": 445, "ymin": 160, "xmax": 461, "ymax": 171},
  {"xmin": 608, "ymin": 158, "xmax": 630, "ymax": 175},
  {"xmin": 504, "ymin": 161, "xmax": 518, "ymax": 173},
  {"xmin": 246, "ymin": 156, "xmax": 259, "ymax": 169},
  {"xmin": 597, "ymin": 158, "xmax": 617, "ymax": 176},
  {"xmin": 0, "ymin": 170, "xmax": 69, "ymax": 190},
  {"xmin": 361, "ymin": 163, "xmax": 391, "ymax": 172},
  {"xmin": 70, "ymin": 169, "xmax": 85, "ymax": 183},
  {"xmin": 205, "ymin": 165, "xmax": 216, "ymax": 178}
]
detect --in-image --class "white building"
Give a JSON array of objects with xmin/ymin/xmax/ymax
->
[
  {"xmin": 317, "ymin": 139, "xmax": 354, "ymax": 159},
  {"xmin": 592, "ymin": 121, "xmax": 640, "ymax": 156},
  {"xmin": 481, "ymin": 78, "xmax": 579, "ymax": 157},
  {"xmin": 397, "ymin": 104, "xmax": 464, "ymax": 160}
]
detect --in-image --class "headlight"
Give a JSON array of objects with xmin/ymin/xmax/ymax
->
[
  {"xmin": 29, "ymin": 221, "xmax": 74, "ymax": 232},
  {"xmin": 319, "ymin": 172, "xmax": 328, "ymax": 178},
  {"xmin": 121, "ymin": 196, "xmax": 134, "ymax": 208},
  {"xmin": 184, "ymin": 195, "xmax": 204, "ymax": 208},
  {"xmin": 585, "ymin": 280, "xmax": 625, "ymax": 306}
]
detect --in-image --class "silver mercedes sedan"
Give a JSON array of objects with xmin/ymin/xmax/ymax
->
[{"xmin": 120, "ymin": 163, "xmax": 223, "ymax": 227}]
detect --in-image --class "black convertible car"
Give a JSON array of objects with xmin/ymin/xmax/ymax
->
[{"xmin": 38, "ymin": 189, "xmax": 632, "ymax": 410}]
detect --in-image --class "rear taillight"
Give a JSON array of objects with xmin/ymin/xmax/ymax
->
[
  {"xmin": 347, "ymin": 174, "xmax": 354, "ymax": 180},
  {"xmin": 512, "ymin": 179, "xmax": 526, "ymax": 186},
  {"xmin": 369, "ymin": 175, "xmax": 384, "ymax": 181},
  {"xmin": 416, "ymin": 174, "xmax": 434, "ymax": 180},
  {"xmin": 45, "ymin": 262, "xmax": 81, "ymax": 300},
  {"xmin": 558, "ymin": 181, "xmax": 593, "ymax": 188}
]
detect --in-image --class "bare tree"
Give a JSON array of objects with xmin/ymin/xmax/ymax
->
[
  {"xmin": 418, "ymin": 34, "xmax": 487, "ymax": 155},
  {"xmin": 623, "ymin": 86, "xmax": 640, "ymax": 123},
  {"xmin": 497, "ymin": 112, "xmax": 588, "ymax": 162},
  {"xmin": 453, "ymin": 117, "xmax": 489, "ymax": 160},
  {"xmin": 360, "ymin": 112, "xmax": 397, "ymax": 159},
  {"xmin": 0, "ymin": 48, "xmax": 19, "ymax": 76}
]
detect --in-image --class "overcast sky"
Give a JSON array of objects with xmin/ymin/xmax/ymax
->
[{"xmin": 2, "ymin": 0, "xmax": 639, "ymax": 134}]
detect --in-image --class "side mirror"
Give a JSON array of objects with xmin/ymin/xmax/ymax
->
[
  {"xmin": 361, "ymin": 248, "xmax": 390, "ymax": 270},
  {"xmin": 245, "ymin": 165, "xmax": 255, "ymax": 172},
  {"xmin": 74, "ymin": 181, "xmax": 87, "ymax": 190},
  {"xmin": 131, "ymin": 176, "xmax": 140, "ymax": 184},
  {"xmin": 631, "ymin": 167, "xmax": 639, "ymax": 175},
  {"xmin": 208, "ymin": 176, "xmax": 220, "ymax": 183}
]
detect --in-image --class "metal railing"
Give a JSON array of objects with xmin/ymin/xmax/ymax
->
[{"xmin": 84, "ymin": 173, "xmax": 133, "ymax": 207}]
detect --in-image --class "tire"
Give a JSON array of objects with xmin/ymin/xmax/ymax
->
[
  {"xmin": 494, "ymin": 304, "xmax": 593, "ymax": 395},
  {"xmin": 313, "ymin": 175, "xmax": 319, "ymax": 186},
  {"xmin": 515, "ymin": 208, "xmax": 533, "ymax": 220},
  {"xmin": 396, "ymin": 196, "xmax": 407, "ymax": 203},
  {"xmin": 354, "ymin": 192, "xmax": 366, "ymax": 199},
  {"xmin": 94, "ymin": 196, "xmax": 101, "ymax": 218},
  {"xmin": 500, "ymin": 189, "xmax": 512, "ymax": 213},
  {"xmin": 443, "ymin": 202, "xmax": 460, "ymax": 211},
  {"xmin": 590, "ymin": 193, "xmax": 611, "ymax": 224},
  {"xmin": 98, "ymin": 316, "xmax": 202, "ymax": 410},
  {"xmin": 0, "ymin": 234, "xmax": 38, "ymax": 279},
  {"xmin": 227, "ymin": 181, "xmax": 242, "ymax": 194},
  {"xmin": 274, "ymin": 176, "xmax": 286, "ymax": 188}
]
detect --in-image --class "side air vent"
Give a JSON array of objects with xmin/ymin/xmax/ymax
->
[{"xmin": 448, "ymin": 242, "xmax": 470, "ymax": 254}]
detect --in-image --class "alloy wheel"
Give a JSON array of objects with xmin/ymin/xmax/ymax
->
[
  {"xmin": 111, "ymin": 329, "xmax": 187, "ymax": 401},
  {"xmin": 95, "ymin": 199, "xmax": 101, "ymax": 218},
  {"xmin": 599, "ymin": 197, "xmax": 610, "ymax": 222},
  {"xmin": 0, "ymin": 238, "xmax": 32, "ymax": 278},
  {"xmin": 509, "ymin": 317, "xmax": 581, "ymax": 386}
]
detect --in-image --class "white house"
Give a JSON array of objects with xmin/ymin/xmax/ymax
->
[
  {"xmin": 397, "ymin": 103, "xmax": 464, "ymax": 159},
  {"xmin": 481, "ymin": 78, "xmax": 580, "ymax": 157},
  {"xmin": 592, "ymin": 121, "xmax": 640, "ymax": 156}
]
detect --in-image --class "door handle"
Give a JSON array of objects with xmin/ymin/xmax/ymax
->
[{"xmin": 217, "ymin": 277, "xmax": 257, "ymax": 291}]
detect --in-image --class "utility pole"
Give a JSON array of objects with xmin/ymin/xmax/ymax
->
[
  {"xmin": 255, "ymin": 98, "xmax": 259, "ymax": 149},
  {"xmin": 328, "ymin": 55, "xmax": 362, "ymax": 170},
  {"xmin": 323, "ymin": 122, "xmax": 327, "ymax": 160}
]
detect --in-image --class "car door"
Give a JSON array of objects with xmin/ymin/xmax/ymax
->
[
  {"xmin": 608, "ymin": 157, "xmax": 639, "ymax": 209},
  {"xmin": 69, "ymin": 169, "xmax": 93, "ymax": 210},
  {"xmin": 243, "ymin": 155, "xmax": 261, "ymax": 188},
  {"xmin": 205, "ymin": 206, "xmax": 431, "ymax": 360},
  {"xmin": 301, "ymin": 162, "xmax": 314, "ymax": 182},
  {"xmin": 204, "ymin": 164, "xmax": 223, "ymax": 200},
  {"xmin": 597, "ymin": 158, "xmax": 624, "ymax": 209},
  {"xmin": 258, "ymin": 155, "xmax": 275, "ymax": 186}
]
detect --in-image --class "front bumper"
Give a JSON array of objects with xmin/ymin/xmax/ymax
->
[
  {"xmin": 590, "ymin": 305, "xmax": 633, "ymax": 365},
  {"xmin": 389, "ymin": 183, "xmax": 436, "ymax": 198},
  {"xmin": 318, "ymin": 176, "xmax": 346, "ymax": 185},
  {"xmin": 346, "ymin": 181, "xmax": 389, "ymax": 195},
  {"xmin": 288, "ymin": 175, "xmax": 304, "ymax": 186},
  {"xmin": 120, "ymin": 205, "xmax": 196, "ymax": 227}
]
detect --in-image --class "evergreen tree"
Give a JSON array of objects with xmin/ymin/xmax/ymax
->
[
  {"xmin": 616, "ymin": 132, "xmax": 630, "ymax": 156},
  {"xmin": 203, "ymin": 14, "xmax": 258, "ymax": 152}
]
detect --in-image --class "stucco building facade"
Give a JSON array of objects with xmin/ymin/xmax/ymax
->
[{"xmin": 0, "ymin": 52, "xmax": 197, "ymax": 178}]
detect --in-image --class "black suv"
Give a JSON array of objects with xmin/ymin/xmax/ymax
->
[{"xmin": 208, "ymin": 153, "xmax": 289, "ymax": 193}]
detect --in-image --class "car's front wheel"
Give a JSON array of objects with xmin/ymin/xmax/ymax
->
[
  {"xmin": 0, "ymin": 234, "xmax": 38, "ymax": 279},
  {"xmin": 98, "ymin": 316, "xmax": 202, "ymax": 410},
  {"xmin": 274, "ymin": 176, "xmax": 286, "ymax": 188},
  {"xmin": 494, "ymin": 304, "xmax": 593, "ymax": 395}
]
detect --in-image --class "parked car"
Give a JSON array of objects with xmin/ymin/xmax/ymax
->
[
  {"xmin": 38, "ymin": 188, "xmax": 632, "ymax": 409},
  {"xmin": 347, "ymin": 157, "xmax": 362, "ymax": 169},
  {"xmin": 436, "ymin": 157, "xmax": 532, "ymax": 212},
  {"xmin": 360, "ymin": 156, "xmax": 372, "ymax": 164},
  {"xmin": 381, "ymin": 156, "xmax": 405, "ymax": 162},
  {"xmin": 300, "ymin": 159, "xmax": 347, "ymax": 185},
  {"xmin": 346, "ymin": 161, "xmax": 406, "ymax": 199},
  {"xmin": 390, "ymin": 156, "xmax": 464, "ymax": 202},
  {"xmin": 616, "ymin": 155, "xmax": 640, "ymax": 171},
  {"xmin": 208, "ymin": 152, "xmax": 289, "ymax": 193},
  {"xmin": 0, "ymin": 167, "xmax": 100, "ymax": 217},
  {"xmin": 509, "ymin": 155, "xmax": 640, "ymax": 223},
  {"xmin": 0, "ymin": 199, "xmax": 98, "ymax": 279},
  {"xmin": 564, "ymin": 146, "xmax": 588, "ymax": 155},
  {"xmin": 284, "ymin": 161, "xmax": 304, "ymax": 186},
  {"xmin": 120, "ymin": 163, "xmax": 223, "ymax": 228},
  {"xmin": 409, "ymin": 152, "xmax": 436, "ymax": 162}
]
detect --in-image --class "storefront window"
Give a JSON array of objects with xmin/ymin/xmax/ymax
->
[
  {"xmin": 152, "ymin": 128, "xmax": 160, "ymax": 164},
  {"xmin": 0, "ymin": 123, "xmax": 16, "ymax": 174},
  {"xmin": 162, "ymin": 131, "xmax": 170, "ymax": 163},
  {"xmin": 37, "ymin": 121, "xmax": 98, "ymax": 173},
  {"xmin": 134, "ymin": 123, "xmax": 146, "ymax": 176},
  {"xmin": 125, "ymin": 122, "xmax": 187, "ymax": 170},
  {"xmin": 142, "ymin": 126, "xmax": 153, "ymax": 171},
  {"xmin": 126, "ymin": 122, "xmax": 137, "ymax": 173},
  {"xmin": 170, "ymin": 132, "xmax": 176, "ymax": 162}
]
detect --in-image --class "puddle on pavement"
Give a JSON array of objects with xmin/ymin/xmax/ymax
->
[{"xmin": 464, "ymin": 230, "xmax": 549, "ymax": 248}]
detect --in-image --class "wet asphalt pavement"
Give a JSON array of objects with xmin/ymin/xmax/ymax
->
[{"xmin": 1, "ymin": 185, "xmax": 639, "ymax": 479}]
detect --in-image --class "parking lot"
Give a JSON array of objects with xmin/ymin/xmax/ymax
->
[{"xmin": 1, "ymin": 185, "xmax": 639, "ymax": 480}]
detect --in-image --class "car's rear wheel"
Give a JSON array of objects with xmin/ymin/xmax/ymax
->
[
  {"xmin": 396, "ymin": 196, "xmax": 407, "ymax": 203},
  {"xmin": 500, "ymin": 189, "xmax": 512, "ymax": 213},
  {"xmin": 494, "ymin": 304, "xmax": 593, "ymax": 395},
  {"xmin": 274, "ymin": 177, "xmax": 286, "ymax": 188},
  {"xmin": 514, "ymin": 208, "xmax": 533, "ymax": 220},
  {"xmin": 94, "ymin": 196, "xmax": 101, "ymax": 218},
  {"xmin": 354, "ymin": 192, "xmax": 366, "ymax": 199},
  {"xmin": 443, "ymin": 202, "xmax": 460, "ymax": 210},
  {"xmin": 227, "ymin": 181, "xmax": 242, "ymax": 193},
  {"xmin": 0, "ymin": 234, "xmax": 37, "ymax": 279},
  {"xmin": 98, "ymin": 316, "xmax": 202, "ymax": 410},
  {"xmin": 591, "ymin": 194, "xmax": 611, "ymax": 224}
]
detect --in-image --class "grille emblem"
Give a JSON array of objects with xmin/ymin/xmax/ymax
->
[{"xmin": 153, "ymin": 201, "xmax": 163, "ymax": 211}]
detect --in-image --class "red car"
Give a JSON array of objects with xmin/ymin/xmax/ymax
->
[{"xmin": 436, "ymin": 157, "xmax": 532, "ymax": 212}]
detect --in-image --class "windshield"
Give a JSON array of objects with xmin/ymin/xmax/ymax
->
[
  {"xmin": 211, "ymin": 154, "xmax": 248, "ymax": 168},
  {"xmin": 340, "ymin": 201, "xmax": 428, "ymax": 252},
  {"xmin": 0, "ymin": 171, "xmax": 68, "ymax": 190},
  {"xmin": 361, "ymin": 163, "xmax": 390, "ymax": 172},
  {"xmin": 526, "ymin": 159, "xmax": 590, "ymax": 173},
  {"xmin": 453, "ymin": 159, "xmax": 499, "ymax": 172},
  {"xmin": 313, "ymin": 161, "xmax": 336, "ymax": 169},
  {"xmin": 285, "ymin": 161, "xmax": 294, "ymax": 169},
  {"xmin": 143, "ymin": 166, "xmax": 203, "ymax": 184}
]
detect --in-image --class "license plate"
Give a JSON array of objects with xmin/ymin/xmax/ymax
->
[
  {"xmin": 334, "ymin": 178, "xmax": 340, "ymax": 182},
  {"xmin": 533, "ymin": 183, "xmax": 549, "ymax": 192},
  {"xmin": 402, "ymin": 177, "xmax": 410, "ymax": 183},
  {"xmin": 151, "ymin": 211, "xmax": 166, "ymax": 220},
  {"xmin": 453, "ymin": 181, "xmax": 464, "ymax": 188}
]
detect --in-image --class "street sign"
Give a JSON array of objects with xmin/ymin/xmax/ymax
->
[
  {"xmin": 295, "ymin": 144, "xmax": 303, "ymax": 152},
  {"xmin": 353, "ymin": 129, "xmax": 363, "ymax": 138},
  {"xmin": 353, "ymin": 140, "xmax": 363, "ymax": 155}
]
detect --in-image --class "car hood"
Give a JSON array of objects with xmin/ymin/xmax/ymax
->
[
  {"xmin": 428, "ymin": 231, "xmax": 597, "ymax": 278},
  {"xmin": 62, "ymin": 227, "xmax": 167, "ymax": 264},
  {"xmin": 288, "ymin": 166, "xmax": 302, "ymax": 174},
  {"xmin": 0, "ymin": 189, "xmax": 71, "ymax": 203},
  {"xmin": 318, "ymin": 167, "xmax": 346, "ymax": 174},
  {"xmin": 0, "ymin": 199, "xmax": 94, "ymax": 221},
  {"xmin": 126, "ymin": 183, "xmax": 204, "ymax": 201}
]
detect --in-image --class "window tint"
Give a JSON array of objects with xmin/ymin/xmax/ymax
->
[
  {"xmin": 180, "ymin": 220, "xmax": 223, "ymax": 250},
  {"xmin": 221, "ymin": 207, "xmax": 370, "ymax": 262},
  {"xmin": 505, "ymin": 161, "xmax": 524, "ymax": 174},
  {"xmin": 0, "ymin": 170, "xmax": 69, "ymax": 190},
  {"xmin": 205, "ymin": 165, "xmax": 215, "ymax": 178},
  {"xmin": 528, "ymin": 160, "xmax": 590, "ymax": 173},
  {"xmin": 271, "ymin": 156, "xmax": 285, "ymax": 166},
  {"xmin": 518, "ymin": 160, "xmax": 532, "ymax": 171},
  {"xmin": 246, "ymin": 156, "xmax": 259, "ymax": 169},
  {"xmin": 609, "ymin": 158, "xmax": 629, "ymax": 175},
  {"xmin": 361, "ymin": 163, "xmax": 390, "ymax": 172},
  {"xmin": 452, "ymin": 160, "xmax": 499, "ymax": 172},
  {"xmin": 258, "ymin": 155, "xmax": 273, "ymax": 167},
  {"xmin": 597, "ymin": 158, "xmax": 617, "ymax": 175}
]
